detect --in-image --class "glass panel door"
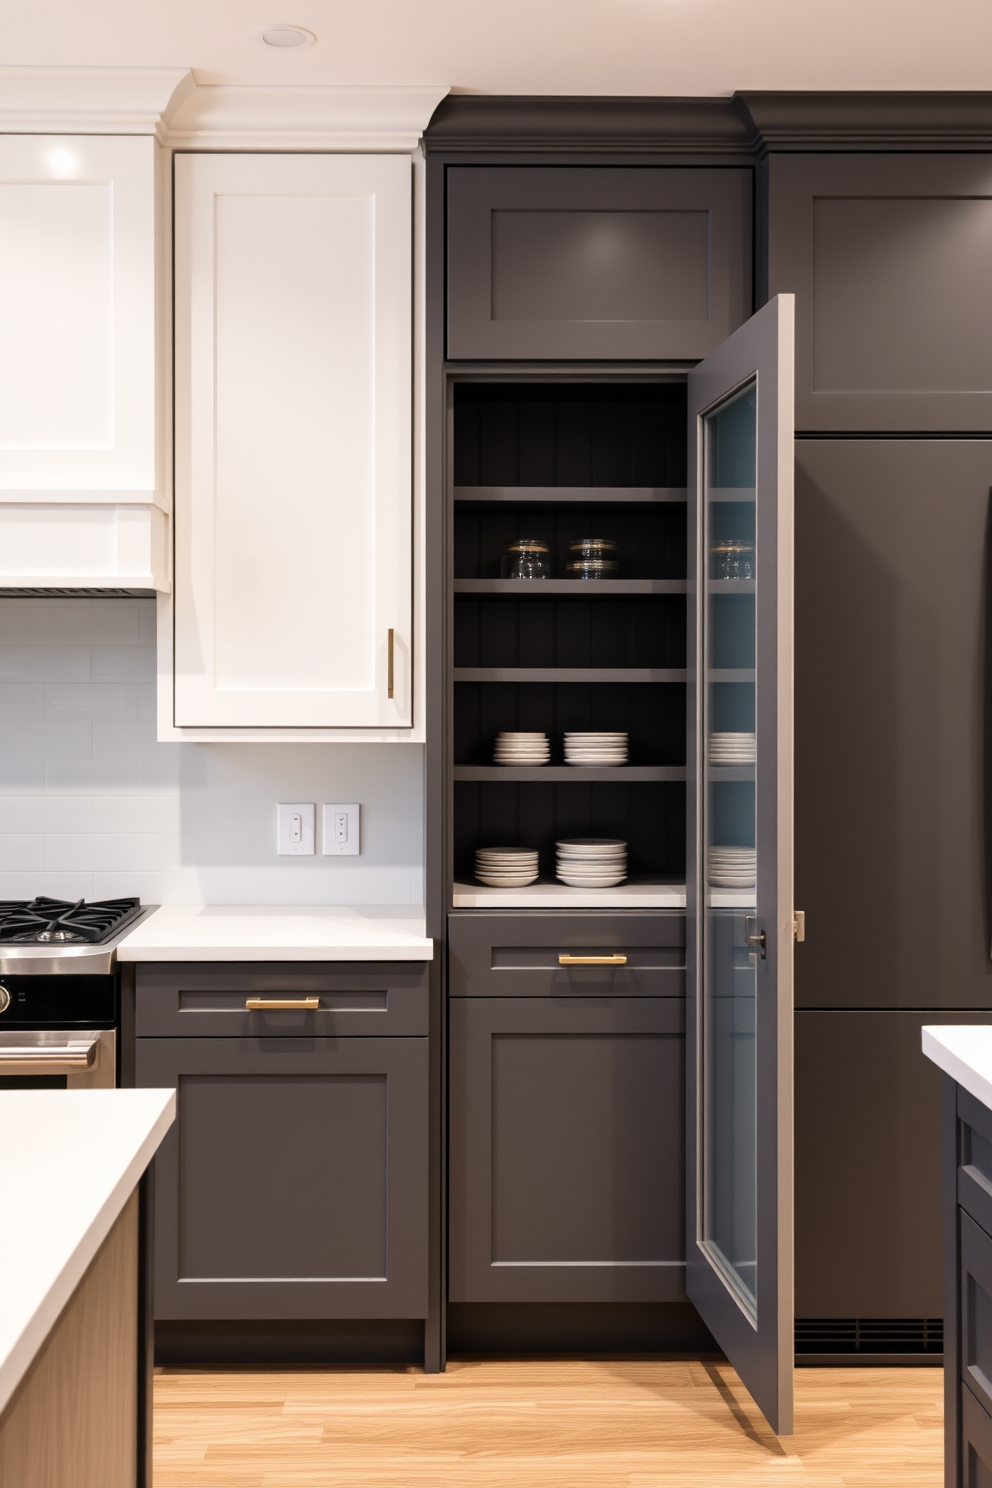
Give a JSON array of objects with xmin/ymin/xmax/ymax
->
[{"xmin": 686, "ymin": 295, "xmax": 795, "ymax": 1435}]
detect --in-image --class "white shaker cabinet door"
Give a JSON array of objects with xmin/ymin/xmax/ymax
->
[
  {"xmin": 0, "ymin": 135, "xmax": 159, "ymax": 500},
  {"xmin": 173, "ymin": 153, "xmax": 412, "ymax": 728}
]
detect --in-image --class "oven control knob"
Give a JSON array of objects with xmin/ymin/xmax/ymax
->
[{"xmin": 0, "ymin": 984, "xmax": 10, "ymax": 1014}]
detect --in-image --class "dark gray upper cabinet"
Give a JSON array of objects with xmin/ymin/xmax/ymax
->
[
  {"xmin": 794, "ymin": 439, "xmax": 992, "ymax": 1009},
  {"xmin": 446, "ymin": 167, "xmax": 752, "ymax": 361},
  {"xmin": 766, "ymin": 153, "xmax": 992, "ymax": 430},
  {"xmin": 137, "ymin": 1034, "xmax": 428, "ymax": 1321},
  {"xmin": 448, "ymin": 995, "xmax": 685, "ymax": 1304}
]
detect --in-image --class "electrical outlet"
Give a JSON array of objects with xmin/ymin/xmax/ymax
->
[
  {"xmin": 277, "ymin": 803, "xmax": 315, "ymax": 856},
  {"xmin": 322, "ymin": 803, "xmax": 360, "ymax": 856}
]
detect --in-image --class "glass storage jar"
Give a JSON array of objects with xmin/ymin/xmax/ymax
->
[{"xmin": 501, "ymin": 539, "xmax": 551, "ymax": 579}]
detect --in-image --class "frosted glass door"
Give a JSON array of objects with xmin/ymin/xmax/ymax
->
[{"xmin": 686, "ymin": 294, "xmax": 795, "ymax": 1434}]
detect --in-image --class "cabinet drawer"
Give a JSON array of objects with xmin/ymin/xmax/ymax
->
[
  {"xmin": 961, "ymin": 1208, "xmax": 992, "ymax": 1418},
  {"xmin": 135, "ymin": 962, "xmax": 428, "ymax": 1037},
  {"xmin": 449, "ymin": 996, "xmax": 684, "ymax": 1303},
  {"xmin": 448, "ymin": 912, "xmax": 684, "ymax": 998}
]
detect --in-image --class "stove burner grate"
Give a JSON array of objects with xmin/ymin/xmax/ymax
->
[{"xmin": 0, "ymin": 897, "xmax": 142, "ymax": 945}]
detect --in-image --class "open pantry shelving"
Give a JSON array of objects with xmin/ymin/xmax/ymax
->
[{"xmin": 448, "ymin": 381, "xmax": 691, "ymax": 909}]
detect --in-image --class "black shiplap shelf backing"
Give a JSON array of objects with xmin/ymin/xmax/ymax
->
[{"xmin": 453, "ymin": 668, "xmax": 686, "ymax": 683}]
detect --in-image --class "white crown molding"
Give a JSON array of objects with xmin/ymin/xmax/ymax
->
[
  {"xmin": 164, "ymin": 83, "xmax": 450, "ymax": 150},
  {"xmin": 0, "ymin": 66, "xmax": 194, "ymax": 134}
]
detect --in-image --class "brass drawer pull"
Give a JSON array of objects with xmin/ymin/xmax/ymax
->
[
  {"xmin": 558, "ymin": 954, "xmax": 627, "ymax": 966},
  {"xmin": 245, "ymin": 997, "xmax": 320, "ymax": 1011}
]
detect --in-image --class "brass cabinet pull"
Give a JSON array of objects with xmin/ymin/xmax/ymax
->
[
  {"xmin": 387, "ymin": 629, "xmax": 395, "ymax": 699},
  {"xmin": 558, "ymin": 953, "xmax": 627, "ymax": 966},
  {"xmin": 245, "ymin": 997, "xmax": 319, "ymax": 1011}
]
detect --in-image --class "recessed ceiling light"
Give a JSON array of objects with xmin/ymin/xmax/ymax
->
[{"xmin": 258, "ymin": 24, "xmax": 315, "ymax": 48}]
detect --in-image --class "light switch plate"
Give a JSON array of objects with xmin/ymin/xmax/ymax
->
[
  {"xmin": 277, "ymin": 803, "xmax": 315, "ymax": 856},
  {"xmin": 323, "ymin": 803, "xmax": 360, "ymax": 856}
]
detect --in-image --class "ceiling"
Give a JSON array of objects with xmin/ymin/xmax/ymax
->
[{"xmin": 2, "ymin": 0, "xmax": 991, "ymax": 97}]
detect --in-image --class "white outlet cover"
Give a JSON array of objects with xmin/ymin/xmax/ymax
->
[
  {"xmin": 323, "ymin": 803, "xmax": 360, "ymax": 856},
  {"xmin": 277, "ymin": 802, "xmax": 315, "ymax": 856}
]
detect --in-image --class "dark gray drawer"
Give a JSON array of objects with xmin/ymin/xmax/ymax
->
[
  {"xmin": 448, "ymin": 911, "xmax": 685, "ymax": 998},
  {"xmin": 961, "ymin": 1208, "xmax": 992, "ymax": 1419},
  {"xmin": 135, "ymin": 961, "xmax": 429, "ymax": 1037}
]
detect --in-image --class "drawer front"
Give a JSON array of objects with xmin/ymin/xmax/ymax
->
[
  {"xmin": 448, "ymin": 911, "xmax": 685, "ymax": 998},
  {"xmin": 135, "ymin": 961, "xmax": 428, "ymax": 1037},
  {"xmin": 963, "ymin": 1382, "xmax": 992, "ymax": 1488},
  {"xmin": 960, "ymin": 1086, "xmax": 992, "ymax": 1238}
]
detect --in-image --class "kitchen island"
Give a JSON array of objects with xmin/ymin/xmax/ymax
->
[
  {"xmin": 922, "ymin": 1026, "xmax": 992, "ymax": 1487},
  {"xmin": 0, "ymin": 1089, "xmax": 175, "ymax": 1488}
]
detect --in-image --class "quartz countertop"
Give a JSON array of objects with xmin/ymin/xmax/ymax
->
[
  {"xmin": 0, "ymin": 1089, "xmax": 175, "ymax": 1416},
  {"xmin": 116, "ymin": 904, "xmax": 433, "ymax": 961},
  {"xmin": 922, "ymin": 1025, "xmax": 992, "ymax": 1112}
]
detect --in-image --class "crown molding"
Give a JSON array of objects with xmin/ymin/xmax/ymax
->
[
  {"xmin": 165, "ymin": 83, "xmax": 451, "ymax": 151},
  {"xmin": 0, "ymin": 66, "xmax": 194, "ymax": 134},
  {"xmin": 735, "ymin": 91, "xmax": 992, "ymax": 151},
  {"xmin": 424, "ymin": 94, "xmax": 754, "ymax": 154}
]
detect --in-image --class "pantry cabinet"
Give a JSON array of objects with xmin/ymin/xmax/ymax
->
[
  {"xmin": 172, "ymin": 152, "xmax": 413, "ymax": 729},
  {"xmin": 0, "ymin": 134, "xmax": 167, "ymax": 589}
]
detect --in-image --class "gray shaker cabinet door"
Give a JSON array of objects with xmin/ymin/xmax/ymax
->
[
  {"xmin": 766, "ymin": 153, "xmax": 992, "ymax": 431},
  {"xmin": 447, "ymin": 167, "xmax": 752, "ymax": 361},
  {"xmin": 136, "ymin": 1036, "xmax": 428, "ymax": 1320},
  {"xmin": 448, "ymin": 997, "xmax": 686, "ymax": 1303}
]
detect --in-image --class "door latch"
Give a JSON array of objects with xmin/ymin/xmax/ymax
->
[
  {"xmin": 744, "ymin": 916, "xmax": 767, "ymax": 959},
  {"xmin": 794, "ymin": 910, "xmax": 805, "ymax": 943}
]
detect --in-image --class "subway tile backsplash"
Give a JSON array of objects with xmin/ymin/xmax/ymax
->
[{"xmin": 0, "ymin": 597, "xmax": 424, "ymax": 905}]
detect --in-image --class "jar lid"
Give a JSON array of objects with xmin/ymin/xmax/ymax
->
[
  {"xmin": 711, "ymin": 540, "xmax": 754, "ymax": 554},
  {"xmin": 503, "ymin": 538, "xmax": 549, "ymax": 553},
  {"xmin": 568, "ymin": 537, "xmax": 617, "ymax": 553}
]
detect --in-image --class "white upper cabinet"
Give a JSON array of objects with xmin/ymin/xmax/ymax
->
[
  {"xmin": 173, "ymin": 153, "xmax": 413, "ymax": 730},
  {"xmin": 0, "ymin": 134, "xmax": 167, "ymax": 588}
]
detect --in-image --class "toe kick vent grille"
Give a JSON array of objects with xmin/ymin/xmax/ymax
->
[{"xmin": 796, "ymin": 1318, "xmax": 943, "ymax": 1359}]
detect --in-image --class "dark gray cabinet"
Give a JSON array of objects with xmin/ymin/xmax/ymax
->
[
  {"xmin": 448, "ymin": 993, "xmax": 685, "ymax": 1303},
  {"xmin": 766, "ymin": 153, "xmax": 992, "ymax": 430},
  {"xmin": 447, "ymin": 167, "xmax": 752, "ymax": 361},
  {"xmin": 942, "ymin": 1080, "xmax": 992, "ymax": 1486},
  {"xmin": 135, "ymin": 963, "xmax": 429, "ymax": 1323},
  {"xmin": 796, "ymin": 1009, "xmax": 992, "ymax": 1322},
  {"xmin": 795, "ymin": 439, "xmax": 992, "ymax": 1012}
]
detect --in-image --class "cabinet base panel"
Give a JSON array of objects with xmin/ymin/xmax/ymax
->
[
  {"xmin": 155, "ymin": 1319, "xmax": 425, "ymax": 1367},
  {"xmin": 446, "ymin": 1303, "xmax": 716, "ymax": 1356}
]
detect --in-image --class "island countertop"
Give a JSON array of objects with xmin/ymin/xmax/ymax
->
[
  {"xmin": 0, "ymin": 1089, "xmax": 175, "ymax": 1417},
  {"xmin": 922, "ymin": 1024, "xmax": 992, "ymax": 1112},
  {"xmin": 117, "ymin": 904, "xmax": 434, "ymax": 962}
]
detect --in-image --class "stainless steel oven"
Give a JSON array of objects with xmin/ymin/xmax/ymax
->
[{"xmin": 0, "ymin": 898, "xmax": 152, "ymax": 1091}]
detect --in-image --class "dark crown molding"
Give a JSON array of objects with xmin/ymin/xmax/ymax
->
[
  {"xmin": 424, "ymin": 94, "xmax": 755, "ymax": 153},
  {"xmin": 425, "ymin": 92, "xmax": 992, "ymax": 156},
  {"xmin": 735, "ymin": 91, "xmax": 992, "ymax": 150}
]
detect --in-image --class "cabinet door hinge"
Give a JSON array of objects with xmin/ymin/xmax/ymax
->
[{"xmin": 794, "ymin": 910, "xmax": 805, "ymax": 943}]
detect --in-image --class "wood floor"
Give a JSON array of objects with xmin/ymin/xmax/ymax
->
[{"xmin": 154, "ymin": 1357, "xmax": 943, "ymax": 1486}]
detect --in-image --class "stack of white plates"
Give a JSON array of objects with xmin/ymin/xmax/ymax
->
[
  {"xmin": 708, "ymin": 846, "xmax": 756, "ymax": 888},
  {"xmin": 494, "ymin": 732, "xmax": 550, "ymax": 765},
  {"xmin": 709, "ymin": 732, "xmax": 756, "ymax": 765},
  {"xmin": 475, "ymin": 846, "xmax": 540, "ymax": 887},
  {"xmin": 563, "ymin": 732, "xmax": 628, "ymax": 766},
  {"xmin": 556, "ymin": 838, "xmax": 627, "ymax": 887}
]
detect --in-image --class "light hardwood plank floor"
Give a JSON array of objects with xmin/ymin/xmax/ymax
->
[{"xmin": 154, "ymin": 1358, "xmax": 943, "ymax": 1487}]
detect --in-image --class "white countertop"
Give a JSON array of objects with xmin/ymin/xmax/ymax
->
[
  {"xmin": 117, "ymin": 905, "xmax": 434, "ymax": 961},
  {"xmin": 0, "ymin": 1089, "xmax": 175, "ymax": 1416},
  {"xmin": 922, "ymin": 1025, "xmax": 992, "ymax": 1112}
]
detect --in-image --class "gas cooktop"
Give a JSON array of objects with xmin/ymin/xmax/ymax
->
[{"xmin": 0, "ymin": 898, "xmax": 153, "ymax": 976}]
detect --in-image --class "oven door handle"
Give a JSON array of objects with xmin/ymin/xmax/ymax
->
[{"xmin": 0, "ymin": 1038, "xmax": 98, "ymax": 1073}]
